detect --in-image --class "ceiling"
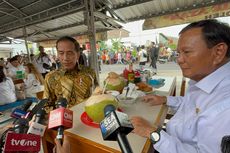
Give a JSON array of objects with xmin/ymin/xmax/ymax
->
[{"xmin": 0, "ymin": 0, "xmax": 228, "ymax": 43}]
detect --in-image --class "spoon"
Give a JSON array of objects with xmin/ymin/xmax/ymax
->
[{"xmin": 125, "ymin": 87, "xmax": 130, "ymax": 98}]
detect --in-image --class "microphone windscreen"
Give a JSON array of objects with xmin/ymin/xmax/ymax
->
[
  {"xmin": 26, "ymin": 99, "xmax": 48, "ymax": 120},
  {"xmin": 20, "ymin": 100, "xmax": 33, "ymax": 112},
  {"xmin": 34, "ymin": 109, "xmax": 46, "ymax": 124},
  {"xmin": 56, "ymin": 97, "xmax": 67, "ymax": 108},
  {"xmin": 221, "ymin": 135, "xmax": 230, "ymax": 153},
  {"xmin": 104, "ymin": 105, "xmax": 116, "ymax": 117}
]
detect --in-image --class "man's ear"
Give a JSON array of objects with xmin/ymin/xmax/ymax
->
[{"xmin": 212, "ymin": 43, "xmax": 228, "ymax": 65}]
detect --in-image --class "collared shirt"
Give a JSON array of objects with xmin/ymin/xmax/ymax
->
[
  {"xmin": 33, "ymin": 54, "xmax": 51, "ymax": 73},
  {"xmin": 154, "ymin": 61, "xmax": 230, "ymax": 153},
  {"xmin": 0, "ymin": 77, "xmax": 17, "ymax": 105},
  {"xmin": 43, "ymin": 65, "xmax": 98, "ymax": 111},
  {"xmin": 138, "ymin": 49, "xmax": 147, "ymax": 62},
  {"xmin": 6, "ymin": 63, "xmax": 25, "ymax": 79}
]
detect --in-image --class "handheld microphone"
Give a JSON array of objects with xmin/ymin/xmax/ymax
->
[
  {"xmin": 221, "ymin": 135, "xmax": 230, "ymax": 153},
  {"xmin": 24, "ymin": 98, "xmax": 48, "ymax": 121},
  {"xmin": 1, "ymin": 100, "xmax": 47, "ymax": 153},
  {"xmin": 100, "ymin": 105, "xmax": 134, "ymax": 153},
  {"xmin": 11, "ymin": 101, "xmax": 33, "ymax": 123},
  {"xmin": 27, "ymin": 109, "xmax": 47, "ymax": 136},
  {"xmin": 48, "ymin": 98, "xmax": 73, "ymax": 145},
  {"xmin": 14, "ymin": 118, "xmax": 29, "ymax": 134},
  {"xmin": 4, "ymin": 132, "xmax": 41, "ymax": 152}
]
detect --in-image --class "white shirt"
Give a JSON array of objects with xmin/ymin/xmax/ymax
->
[
  {"xmin": 6, "ymin": 63, "xmax": 25, "ymax": 78},
  {"xmin": 33, "ymin": 54, "xmax": 51, "ymax": 73},
  {"xmin": 154, "ymin": 61, "xmax": 230, "ymax": 153},
  {"xmin": 138, "ymin": 49, "xmax": 147, "ymax": 62},
  {"xmin": 0, "ymin": 77, "xmax": 17, "ymax": 105},
  {"xmin": 24, "ymin": 74, "xmax": 42, "ymax": 97}
]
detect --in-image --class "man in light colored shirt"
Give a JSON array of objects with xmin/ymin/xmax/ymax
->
[
  {"xmin": 138, "ymin": 45, "xmax": 148, "ymax": 70},
  {"xmin": 33, "ymin": 46, "xmax": 51, "ymax": 78},
  {"xmin": 131, "ymin": 19, "xmax": 230, "ymax": 153},
  {"xmin": 6, "ymin": 56, "xmax": 24, "ymax": 79}
]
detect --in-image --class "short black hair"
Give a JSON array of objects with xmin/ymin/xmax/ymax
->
[
  {"xmin": 179, "ymin": 19, "xmax": 230, "ymax": 57},
  {"xmin": 10, "ymin": 56, "xmax": 18, "ymax": 63},
  {"xmin": 0, "ymin": 66, "xmax": 6, "ymax": 83},
  {"xmin": 56, "ymin": 36, "xmax": 80, "ymax": 52}
]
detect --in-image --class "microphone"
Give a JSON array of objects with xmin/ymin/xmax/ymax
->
[
  {"xmin": 11, "ymin": 101, "xmax": 33, "ymax": 123},
  {"xmin": 20, "ymin": 100, "xmax": 33, "ymax": 112},
  {"xmin": 24, "ymin": 98, "xmax": 48, "ymax": 121},
  {"xmin": 100, "ymin": 105, "xmax": 134, "ymax": 153},
  {"xmin": 13, "ymin": 118, "xmax": 29, "ymax": 134},
  {"xmin": 27, "ymin": 109, "xmax": 47, "ymax": 136},
  {"xmin": 48, "ymin": 97, "xmax": 73, "ymax": 145},
  {"xmin": 3, "ymin": 118, "xmax": 41, "ymax": 152},
  {"xmin": 3, "ymin": 132, "xmax": 41, "ymax": 152},
  {"xmin": 1, "ymin": 100, "xmax": 47, "ymax": 153},
  {"xmin": 221, "ymin": 135, "xmax": 230, "ymax": 153}
]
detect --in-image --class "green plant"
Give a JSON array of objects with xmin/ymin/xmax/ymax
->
[
  {"xmin": 111, "ymin": 39, "xmax": 124, "ymax": 53},
  {"xmin": 98, "ymin": 41, "xmax": 108, "ymax": 51}
]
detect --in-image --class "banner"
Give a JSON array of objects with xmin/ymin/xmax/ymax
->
[{"xmin": 143, "ymin": 2, "xmax": 230, "ymax": 30}]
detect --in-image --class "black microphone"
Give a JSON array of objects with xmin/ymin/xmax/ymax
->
[
  {"xmin": 20, "ymin": 100, "xmax": 33, "ymax": 111},
  {"xmin": 34, "ymin": 109, "xmax": 46, "ymax": 124},
  {"xmin": 13, "ymin": 118, "xmax": 29, "ymax": 134},
  {"xmin": 100, "ymin": 105, "xmax": 134, "ymax": 153},
  {"xmin": 24, "ymin": 98, "xmax": 48, "ymax": 121},
  {"xmin": 56, "ymin": 98, "xmax": 67, "ymax": 145},
  {"xmin": 11, "ymin": 100, "xmax": 33, "ymax": 123},
  {"xmin": 221, "ymin": 135, "xmax": 230, "ymax": 153}
]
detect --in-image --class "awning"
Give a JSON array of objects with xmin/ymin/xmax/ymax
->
[{"xmin": 143, "ymin": 1, "xmax": 230, "ymax": 30}]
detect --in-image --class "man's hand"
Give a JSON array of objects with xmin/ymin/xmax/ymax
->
[
  {"xmin": 142, "ymin": 95, "xmax": 167, "ymax": 106},
  {"xmin": 131, "ymin": 116, "xmax": 157, "ymax": 138},
  {"xmin": 53, "ymin": 137, "xmax": 71, "ymax": 153}
]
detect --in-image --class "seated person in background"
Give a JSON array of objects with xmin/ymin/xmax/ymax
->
[
  {"xmin": 6, "ymin": 56, "xmax": 24, "ymax": 79},
  {"xmin": 131, "ymin": 19, "xmax": 230, "ymax": 153},
  {"xmin": 0, "ymin": 66, "xmax": 17, "ymax": 105},
  {"xmin": 43, "ymin": 36, "xmax": 98, "ymax": 111},
  {"xmin": 24, "ymin": 63, "xmax": 44, "ymax": 97}
]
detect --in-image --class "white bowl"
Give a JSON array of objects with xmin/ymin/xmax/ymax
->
[
  {"xmin": 117, "ymin": 90, "xmax": 145, "ymax": 104},
  {"xmin": 106, "ymin": 90, "xmax": 120, "ymax": 97}
]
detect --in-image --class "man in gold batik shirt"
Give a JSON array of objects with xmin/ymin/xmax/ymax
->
[{"xmin": 43, "ymin": 36, "xmax": 98, "ymax": 110}]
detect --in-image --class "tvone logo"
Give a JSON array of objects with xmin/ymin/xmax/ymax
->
[
  {"xmin": 64, "ymin": 112, "xmax": 72, "ymax": 120},
  {"xmin": 11, "ymin": 139, "xmax": 37, "ymax": 146}
]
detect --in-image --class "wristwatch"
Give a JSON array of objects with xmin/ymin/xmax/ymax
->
[{"xmin": 150, "ymin": 127, "xmax": 161, "ymax": 144}]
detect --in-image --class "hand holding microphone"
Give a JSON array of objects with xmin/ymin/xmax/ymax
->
[
  {"xmin": 48, "ymin": 97, "xmax": 73, "ymax": 145},
  {"xmin": 27, "ymin": 108, "xmax": 47, "ymax": 136},
  {"xmin": 2, "ymin": 98, "xmax": 48, "ymax": 153},
  {"xmin": 53, "ymin": 136, "xmax": 71, "ymax": 153}
]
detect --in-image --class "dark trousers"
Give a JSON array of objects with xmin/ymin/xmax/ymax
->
[{"xmin": 150, "ymin": 57, "xmax": 157, "ymax": 69}]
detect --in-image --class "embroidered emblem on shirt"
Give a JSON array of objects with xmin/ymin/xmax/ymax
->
[{"xmin": 196, "ymin": 108, "xmax": 200, "ymax": 114}]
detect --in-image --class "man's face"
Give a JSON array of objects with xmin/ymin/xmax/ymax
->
[
  {"xmin": 57, "ymin": 40, "xmax": 80, "ymax": 70},
  {"xmin": 177, "ymin": 28, "xmax": 217, "ymax": 81},
  {"xmin": 39, "ymin": 46, "xmax": 45, "ymax": 53},
  {"xmin": 11, "ymin": 60, "xmax": 20, "ymax": 67}
]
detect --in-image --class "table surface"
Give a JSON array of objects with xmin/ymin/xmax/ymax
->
[{"xmin": 66, "ymin": 75, "xmax": 176, "ymax": 153}]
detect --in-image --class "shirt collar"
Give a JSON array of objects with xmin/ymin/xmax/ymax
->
[
  {"xmin": 190, "ymin": 61, "xmax": 230, "ymax": 93},
  {"xmin": 59, "ymin": 65, "xmax": 81, "ymax": 76}
]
